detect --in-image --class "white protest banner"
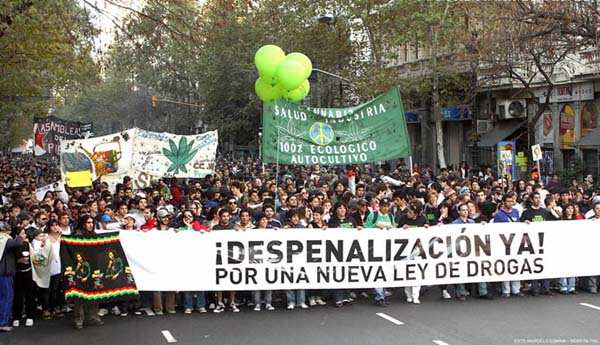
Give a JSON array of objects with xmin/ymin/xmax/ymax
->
[
  {"xmin": 132, "ymin": 129, "xmax": 218, "ymax": 178},
  {"xmin": 100, "ymin": 169, "xmax": 161, "ymax": 193},
  {"xmin": 35, "ymin": 181, "xmax": 68, "ymax": 202},
  {"xmin": 60, "ymin": 129, "xmax": 136, "ymax": 181},
  {"xmin": 119, "ymin": 220, "xmax": 600, "ymax": 291}
]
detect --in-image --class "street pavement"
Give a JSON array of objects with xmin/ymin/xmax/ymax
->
[{"xmin": 3, "ymin": 287, "xmax": 600, "ymax": 345}]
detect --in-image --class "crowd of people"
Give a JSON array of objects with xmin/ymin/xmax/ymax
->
[{"xmin": 0, "ymin": 153, "xmax": 600, "ymax": 331}]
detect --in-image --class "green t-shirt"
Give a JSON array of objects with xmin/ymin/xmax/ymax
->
[{"xmin": 365, "ymin": 212, "xmax": 395, "ymax": 228}]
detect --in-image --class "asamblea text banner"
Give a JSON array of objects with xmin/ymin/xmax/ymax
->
[
  {"xmin": 118, "ymin": 220, "xmax": 598, "ymax": 291},
  {"xmin": 34, "ymin": 116, "xmax": 92, "ymax": 156},
  {"xmin": 261, "ymin": 88, "xmax": 411, "ymax": 165}
]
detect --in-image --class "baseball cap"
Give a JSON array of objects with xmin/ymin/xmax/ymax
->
[
  {"xmin": 100, "ymin": 214, "xmax": 112, "ymax": 223},
  {"xmin": 124, "ymin": 214, "xmax": 136, "ymax": 222},
  {"xmin": 380, "ymin": 197, "xmax": 391, "ymax": 206},
  {"xmin": 157, "ymin": 208, "xmax": 170, "ymax": 218}
]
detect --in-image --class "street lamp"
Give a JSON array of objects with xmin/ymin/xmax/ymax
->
[
  {"xmin": 258, "ymin": 130, "xmax": 262, "ymax": 160},
  {"xmin": 318, "ymin": 13, "xmax": 335, "ymax": 25},
  {"xmin": 311, "ymin": 68, "xmax": 354, "ymax": 86}
]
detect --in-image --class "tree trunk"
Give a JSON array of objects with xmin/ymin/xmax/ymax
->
[
  {"xmin": 433, "ymin": 84, "xmax": 447, "ymax": 170},
  {"xmin": 528, "ymin": 102, "xmax": 548, "ymax": 159},
  {"xmin": 430, "ymin": 27, "xmax": 447, "ymax": 170}
]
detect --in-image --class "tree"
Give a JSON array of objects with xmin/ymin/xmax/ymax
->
[
  {"xmin": 342, "ymin": 0, "xmax": 472, "ymax": 169},
  {"xmin": 469, "ymin": 1, "xmax": 585, "ymax": 149},
  {"xmin": 0, "ymin": 0, "xmax": 98, "ymax": 148},
  {"xmin": 64, "ymin": 0, "xmax": 357, "ymax": 148}
]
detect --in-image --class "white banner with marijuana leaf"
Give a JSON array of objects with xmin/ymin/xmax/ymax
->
[
  {"xmin": 59, "ymin": 129, "xmax": 218, "ymax": 184},
  {"xmin": 132, "ymin": 129, "xmax": 218, "ymax": 178}
]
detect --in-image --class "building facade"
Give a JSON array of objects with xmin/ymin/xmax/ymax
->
[{"xmin": 475, "ymin": 50, "xmax": 600, "ymax": 180}]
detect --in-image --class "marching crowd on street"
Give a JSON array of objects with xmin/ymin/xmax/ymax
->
[{"xmin": 1, "ymin": 154, "xmax": 600, "ymax": 331}]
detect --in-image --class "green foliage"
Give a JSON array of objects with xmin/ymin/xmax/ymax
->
[
  {"xmin": 560, "ymin": 158, "xmax": 586, "ymax": 187},
  {"xmin": 55, "ymin": 0, "xmax": 471, "ymax": 148},
  {"xmin": 0, "ymin": 0, "xmax": 99, "ymax": 148}
]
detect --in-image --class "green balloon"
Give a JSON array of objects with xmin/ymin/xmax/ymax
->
[
  {"xmin": 254, "ymin": 45, "xmax": 286, "ymax": 82},
  {"xmin": 286, "ymin": 52, "xmax": 312, "ymax": 79},
  {"xmin": 276, "ymin": 59, "xmax": 306, "ymax": 91},
  {"xmin": 286, "ymin": 87, "xmax": 304, "ymax": 102},
  {"xmin": 274, "ymin": 83, "xmax": 287, "ymax": 99},
  {"xmin": 300, "ymin": 79, "xmax": 310, "ymax": 98},
  {"xmin": 284, "ymin": 80, "xmax": 310, "ymax": 102},
  {"xmin": 255, "ymin": 78, "xmax": 279, "ymax": 102}
]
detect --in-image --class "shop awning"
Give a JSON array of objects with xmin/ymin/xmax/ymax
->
[
  {"xmin": 576, "ymin": 128, "xmax": 600, "ymax": 148},
  {"xmin": 477, "ymin": 120, "xmax": 526, "ymax": 147}
]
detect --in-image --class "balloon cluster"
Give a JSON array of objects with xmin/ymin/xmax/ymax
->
[{"xmin": 254, "ymin": 45, "xmax": 312, "ymax": 103}]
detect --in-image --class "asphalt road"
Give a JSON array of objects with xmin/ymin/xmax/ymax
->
[{"xmin": 3, "ymin": 287, "xmax": 600, "ymax": 345}]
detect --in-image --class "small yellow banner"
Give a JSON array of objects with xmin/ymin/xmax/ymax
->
[{"xmin": 65, "ymin": 171, "xmax": 93, "ymax": 188}]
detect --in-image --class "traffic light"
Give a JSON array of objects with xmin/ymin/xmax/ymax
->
[{"xmin": 151, "ymin": 95, "xmax": 158, "ymax": 108}]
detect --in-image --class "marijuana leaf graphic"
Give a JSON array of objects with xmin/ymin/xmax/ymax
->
[
  {"xmin": 336, "ymin": 122, "xmax": 370, "ymax": 143},
  {"xmin": 162, "ymin": 136, "xmax": 198, "ymax": 174}
]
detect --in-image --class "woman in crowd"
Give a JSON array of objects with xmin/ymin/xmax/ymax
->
[
  {"xmin": 152, "ymin": 209, "xmax": 177, "ymax": 315},
  {"xmin": 43, "ymin": 220, "xmax": 64, "ymax": 319},
  {"xmin": 284, "ymin": 210, "xmax": 308, "ymax": 310},
  {"xmin": 559, "ymin": 203, "xmax": 581, "ymax": 294},
  {"xmin": 179, "ymin": 209, "xmax": 208, "ymax": 314},
  {"xmin": 397, "ymin": 200, "xmax": 428, "ymax": 304},
  {"xmin": 327, "ymin": 203, "xmax": 357, "ymax": 307},
  {"xmin": 252, "ymin": 215, "xmax": 275, "ymax": 312}
]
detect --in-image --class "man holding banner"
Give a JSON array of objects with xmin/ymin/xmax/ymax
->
[
  {"xmin": 493, "ymin": 193, "xmax": 523, "ymax": 298},
  {"xmin": 69, "ymin": 215, "xmax": 104, "ymax": 329}
]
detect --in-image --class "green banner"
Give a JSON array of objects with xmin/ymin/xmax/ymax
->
[{"xmin": 261, "ymin": 87, "xmax": 411, "ymax": 165}]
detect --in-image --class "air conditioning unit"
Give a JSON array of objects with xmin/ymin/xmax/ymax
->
[
  {"xmin": 476, "ymin": 120, "xmax": 493, "ymax": 134},
  {"xmin": 496, "ymin": 99, "xmax": 526, "ymax": 119}
]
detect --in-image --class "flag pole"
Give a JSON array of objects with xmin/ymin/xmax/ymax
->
[{"xmin": 275, "ymin": 127, "xmax": 280, "ymax": 205}]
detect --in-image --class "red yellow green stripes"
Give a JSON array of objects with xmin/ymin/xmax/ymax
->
[
  {"xmin": 62, "ymin": 234, "xmax": 120, "ymax": 246},
  {"xmin": 65, "ymin": 287, "xmax": 138, "ymax": 300}
]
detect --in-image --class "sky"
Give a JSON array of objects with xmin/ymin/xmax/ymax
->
[{"xmin": 79, "ymin": 0, "xmax": 145, "ymax": 54}]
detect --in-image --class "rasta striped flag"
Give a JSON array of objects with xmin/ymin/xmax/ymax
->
[{"xmin": 60, "ymin": 232, "xmax": 138, "ymax": 302}]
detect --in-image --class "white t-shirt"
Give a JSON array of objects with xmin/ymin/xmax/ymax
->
[
  {"xmin": 585, "ymin": 209, "xmax": 595, "ymax": 219},
  {"xmin": 49, "ymin": 242, "xmax": 61, "ymax": 276}
]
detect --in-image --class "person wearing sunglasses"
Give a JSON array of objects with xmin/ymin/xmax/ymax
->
[{"xmin": 226, "ymin": 198, "xmax": 241, "ymax": 224}]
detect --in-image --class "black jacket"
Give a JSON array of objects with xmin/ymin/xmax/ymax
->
[{"xmin": 0, "ymin": 237, "xmax": 24, "ymax": 276}]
